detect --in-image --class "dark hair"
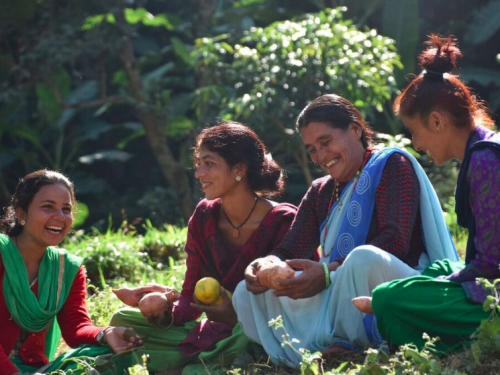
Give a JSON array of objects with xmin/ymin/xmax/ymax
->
[
  {"xmin": 193, "ymin": 122, "xmax": 285, "ymax": 198},
  {"xmin": 0, "ymin": 170, "xmax": 76, "ymax": 236},
  {"xmin": 394, "ymin": 34, "xmax": 494, "ymax": 128},
  {"xmin": 295, "ymin": 94, "xmax": 373, "ymax": 148}
]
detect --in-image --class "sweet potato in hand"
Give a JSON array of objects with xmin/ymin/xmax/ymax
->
[
  {"xmin": 256, "ymin": 260, "xmax": 295, "ymax": 290},
  {"xmin": 138, "ymin": 290, "xmax": 179, "ymax": 326}
]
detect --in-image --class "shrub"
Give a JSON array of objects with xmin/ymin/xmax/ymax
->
[{"xmin": 64, "ymin": 222, "xmax": 187, "ymax": 287}]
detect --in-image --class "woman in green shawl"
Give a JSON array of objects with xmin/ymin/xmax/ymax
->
[{"xmin": 0, "ymin": 170, "xmax": 141, "ymax": 375}]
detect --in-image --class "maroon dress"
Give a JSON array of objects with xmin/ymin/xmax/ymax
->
[{"xmin": 173, "ymin": 199, "xmax": 297, "ymax": 355}]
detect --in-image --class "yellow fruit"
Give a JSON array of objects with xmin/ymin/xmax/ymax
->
[
  {"xmin": 211, "ymin": 291, "xmax": 232, "ymax": 306},
  {"xmin": 194, "ymin": 277, "xmax": 220, "ymax": 305},
  {"xmin": 212, "ymin": 295, "xmax": 224, "ymax": 306}
]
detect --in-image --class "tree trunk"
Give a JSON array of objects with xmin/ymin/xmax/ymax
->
[{"xmin": 113, "ymin": 4, "xmax": 194, "ymax": 220}]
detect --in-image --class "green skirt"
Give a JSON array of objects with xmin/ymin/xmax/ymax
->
[
  {"xmin": 110, "ymin": 307, "xmax": 252, "ymax": 374},
  {"xmin": 15, "ymin": 307, "xmax": 250, "ymax": 374},
  {"xmin": 13, "ymin": 345, "xmax": 132, "ymax": 375},
  {"xmin": 372, "ymin": 259, "xmax": 489, "ymax": 354}
]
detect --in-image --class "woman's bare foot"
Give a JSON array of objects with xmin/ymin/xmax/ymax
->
[{"xmin": 352, "ymin": 297, "xmax": 373, "ymax": 314}]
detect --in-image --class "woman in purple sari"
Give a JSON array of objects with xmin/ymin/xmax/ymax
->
[{"xmin": 354, "ymin": 35, "xmax": 500, "ymax": 353}]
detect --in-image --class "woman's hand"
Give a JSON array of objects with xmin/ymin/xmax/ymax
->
[
  {"xmin": 103, "ymin": 327, "xmax": 143, "ymax": 352},
  {"xmin": 273, "ymin": 259, "xmax": 326, "ymax": 299},
  {"xmin": 113, "ymin": 283, "xmax": 175, "ymax": 307},
  {"xmin": 190, "ymin": 287, "xmax": 237, "ymax": 326},
  {"xmin": 244, "ymin": 258, "xmax": 271, "ymax": 295}
]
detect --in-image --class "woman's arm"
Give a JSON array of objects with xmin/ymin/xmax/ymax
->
[
  {"xmin": 245, "ymin": 183, "xmax": 326, "ymax": 294},
  {"xmin": 366, "ymin": 153, "xmax": 421, "ymax": 260},
  {"xmin": 58, "ymin": 267, "xmax": 142, "ymax": 351},
  {"xmin": 269, "ymin": 178, "xmax": 328, "ymax": 260},
  {"xmin": 57, "ymin": 267, "xmax": 103, "ymax": 347},
  {"xmin": 446, "ymin": 148, "xmax": 500, "ymax": 283}
]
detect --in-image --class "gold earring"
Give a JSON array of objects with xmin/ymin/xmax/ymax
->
[{"xmin": 20, "ymin": 219, "xmax": 25, "ymax": 226}]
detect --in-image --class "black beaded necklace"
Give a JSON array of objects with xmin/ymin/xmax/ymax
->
[{"xmin": 222, "ymin": 196, "xmax": 259, "ymax": 238}]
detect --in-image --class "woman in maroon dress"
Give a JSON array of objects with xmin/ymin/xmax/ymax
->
[{"xmin": 111, "ymin": 122, "xmax": 297, "ymax": 374}]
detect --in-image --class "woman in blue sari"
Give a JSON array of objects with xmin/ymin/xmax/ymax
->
[{"xmin": 232, "ymin": 94, "xmax": 457, "ymax": 367}]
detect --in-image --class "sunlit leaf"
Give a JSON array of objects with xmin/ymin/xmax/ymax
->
[
  {"xmin": 78, "ymin": 150, "xmax": 133, "ymax": 164},
  {"xmin": 81, "ymin": 14, "xmax": 116, "ymax": 30},
  {"xmin": 171, "ymin": 37, "xmax": 192, "ymax": 65},
  {"xmin": 73, "ymin": 202, "xmax": 89, "ymax": 228},
  {"xmin": 125, "ymin": 8, "xmax": 175, "ymax": 30}
]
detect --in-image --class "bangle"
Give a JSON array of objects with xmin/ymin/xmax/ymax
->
[
  {"xmin": 323, "ymin": 263, "xmax": 331, "ymax": 289},
  {"xmin": 152, "ymin": 311, "xmax": 175, "ymax": 330}
]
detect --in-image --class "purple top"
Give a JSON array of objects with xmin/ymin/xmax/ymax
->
[{"xmin": 448, "ymin": 126, "xmax": 500, "ymax": 286}]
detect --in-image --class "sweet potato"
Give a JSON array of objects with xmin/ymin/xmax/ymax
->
[
  {"xmin": 256, "ymin": 260, "xmax": 295, "ymax": 290},
  {"xmin": 138, "ymin": 291, "xmax": 179, "ymax": 326}
]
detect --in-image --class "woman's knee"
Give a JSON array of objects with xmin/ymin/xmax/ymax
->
[
  {"xmin": 109, "ymin": 307, "xmax": 139, "ymax": 326},
  {"xmin": 343, "ymin": 246, "xmax": 390, "ymax": 271},
  {"xmin": 231, "ymin": 280, "xmax": 249, "ymax": 313}
]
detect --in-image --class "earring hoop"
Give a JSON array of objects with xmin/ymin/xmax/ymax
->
[
  {"xmin": 235, "ymin": 176, "xmax": 242, "ymax": 182},
  {"xmin": 20, "ymin": 220, "xmax": 25, "ymax": 226}
]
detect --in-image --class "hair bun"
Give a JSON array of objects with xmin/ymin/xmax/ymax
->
[{"xmin": 419, "ymin": 34, "xmax": 462, "ymax": 74}]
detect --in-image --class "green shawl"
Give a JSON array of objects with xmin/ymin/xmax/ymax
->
[{"xmin": 0, "ymin": 233, "xmax": 82, "ymax": 359}]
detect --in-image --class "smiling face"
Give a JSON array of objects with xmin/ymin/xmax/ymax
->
[
  {"xmin": 301, "ymin": 121, "xmax": 365, "ymax": 182},
  {"xmin": 401, "ymin": 114, "xmax": 448, "ymax": 165},
  {"xmin": 194, "ymin": 147, "xmax": 242, "ymax": 200},
  {"xmin": 16, "ymin": 183, "xmax": 74, "ymax": 248}
]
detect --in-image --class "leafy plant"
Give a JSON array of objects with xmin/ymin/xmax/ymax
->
[
  {"xmin": 64, "ymin": 222, "xmax": 187, "ymax": 287},
  {"xmin": 269, "ymin": 315, "xmax": 323, "ymax": 375},
  {"xmin": 470, "ymin": 278, "xmax": 500, "ymax": 365},
  {"xmin": 193, "ymin": 7, "xmax": 402, "ymax": 187}
]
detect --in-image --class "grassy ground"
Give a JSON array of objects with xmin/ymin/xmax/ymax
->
[{"xmin": 51, "ymin": 223, "xmax": 496, "ymax": 374}]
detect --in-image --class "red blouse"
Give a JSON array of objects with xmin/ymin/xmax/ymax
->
[{"xmin": 0, "ymin": 258, "xmax": 102, "ymax": 375}]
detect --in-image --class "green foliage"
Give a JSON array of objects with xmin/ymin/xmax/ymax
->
[
  {"xmin": 268, "ymin": 314, "xmax": 470, "ymax": 375},
  {"xmin": 195, "ymin": 7, "xmax": 401, "ymax": 125},
  {"xmin": 73, "ymin": 202, "xmax": 90, "ymax": 229},
  {"xmin": 193, "ymin": 7, "xmax": 402, "ymax": 187},
  {"xmin": 469, "ymin": 278, "xmax": 500, "ymax": 365},
  {"xmin": 442, "ymin": 198, "xmax": 468, "ymax": 258},
  {"xmin": 380, "ymin": 0, "xmax": 420, "ymax": 85},
  {"xmin": 464, "ymin": 1, "xmax": 500, "ymax": 44},
  {"xmin": 142, "ymin": 219, "xmax": 188, "ymax": 262},
  {"xmin": 128, "ymin": 354, "xmax": 150, "ymax": 375},
  {"xmin": 86, "ymin": 285, "xmax": 124, "ymax": 327},
  {"xmin": 355, "ymin": 335, "xmax": 467, "ymax": 375},
  {"xmin": 268, "ymin": 315, "xmax": 323, "ymax": 375},
  {"xmin": 65, "ymin": 223, "xmax": 187, "ymax": 287}
]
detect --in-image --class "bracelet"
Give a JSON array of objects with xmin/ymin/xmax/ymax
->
[
  {"xmin": 96, "ymin": 327, "xmax": 110, "ymax": 345},
  {"xmin": 152, "ymin": 311, "xmax": 175, "ymax": 330},
  {"xmin": 323, "ymin": 263, "xmax": 331, "ymax": 289}
]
